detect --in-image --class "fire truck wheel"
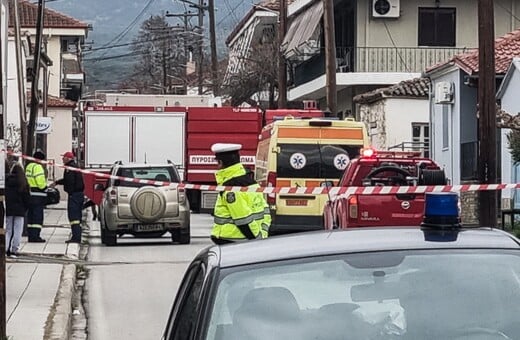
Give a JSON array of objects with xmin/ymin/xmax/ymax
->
[
  {"xmin": 420, "ymin": 169, "xmax": 447, "ymax": 185},
  {"xmin": 130, "ymin": 187, "xmax": 167, "ymax": 223}
]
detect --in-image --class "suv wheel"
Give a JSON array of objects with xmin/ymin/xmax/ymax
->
[
  {"xmin": 101, "ymin": 223, "xmax": 117, "ymax": 246},
  {"xmin": 171, "ymin": 228, "xmax": 191, "ymax": 244}
]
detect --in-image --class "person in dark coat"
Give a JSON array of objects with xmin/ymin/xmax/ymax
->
[
  {"xmin": 52, "ymin": 151, "xmax": 85, "ymax": 243},
  {"xmin": 6, "ymin": 164, "xmax": 30, "ymax": 256}
]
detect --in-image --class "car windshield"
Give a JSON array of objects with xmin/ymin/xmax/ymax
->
[
  {"xmin": 204, "ymin": 250, "xmax": 520, "ymax": 340},
  {"xmin": 113, "ymin": 166, "xmax": 180, "ymax": 187}
]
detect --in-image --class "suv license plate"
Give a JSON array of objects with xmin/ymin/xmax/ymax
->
[{"xmin": 135, "ymin": 224, "xmax": 163, "ymax": 232}]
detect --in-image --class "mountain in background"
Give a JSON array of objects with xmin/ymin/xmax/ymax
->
[{"xmin": 48, "ymin": 0, "xmax": 251, "ymax": 92}]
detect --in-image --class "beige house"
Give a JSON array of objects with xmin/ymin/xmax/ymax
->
[
  {"xmin": 6, "ymin": 0, "xmax": 88, "ymax": 162},
  {"xmin": 228, "ymin": 0, "xmax": 520, "ymax": 115}
]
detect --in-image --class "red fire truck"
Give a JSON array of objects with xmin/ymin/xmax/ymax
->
[{"xmin": 81, "ymin": 102, "xmax": 325, "ymax": 212}]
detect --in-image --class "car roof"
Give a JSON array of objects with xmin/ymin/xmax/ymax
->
[
  {"xmin": 207, "ymin": 227, "xmax": 520, "ymax": 268},
  {"xmin": 115, "ymin": 163, "xmax": 176, "ymax": 168}
]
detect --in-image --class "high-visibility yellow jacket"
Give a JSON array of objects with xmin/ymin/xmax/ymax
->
[
  {"xmin": 212, "ymin": 163, "xmax": 270, "ymax": 241},
  {"xmin": 25, "ymin": 162, "xmax": 47, "ymax": 193}
]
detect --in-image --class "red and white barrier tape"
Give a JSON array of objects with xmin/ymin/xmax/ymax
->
[{"xmin": 5, "ymin": 150, "xmax": 517, "ymax": 195}]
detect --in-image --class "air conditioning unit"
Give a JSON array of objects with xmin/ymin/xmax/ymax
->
[
  {"xmin": 372, "ymin": 0, "xmax": 400, "ymax": 18},
  {"xmin": 435, "ymin": 81, "xmax": 454, "ymax": 104}
]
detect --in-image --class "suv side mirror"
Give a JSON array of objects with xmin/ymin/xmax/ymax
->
[{"xmin": 94, "ymin": 183, "xmax": 105, "ymax": 191}]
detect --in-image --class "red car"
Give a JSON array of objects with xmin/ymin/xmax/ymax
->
[{"xmin": 323, "ymin": 149, "xmax": 447, "ymax": 229}]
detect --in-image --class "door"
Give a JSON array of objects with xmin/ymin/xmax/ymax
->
[
  {"xmin": 134, "ymin": 114, "xmax": 186, "ymax": 168},
  {"xmin": 86, "ymin": 115, "xmax": 131, "ymax": 166}
]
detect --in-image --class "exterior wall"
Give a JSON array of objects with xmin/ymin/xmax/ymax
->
[
  {"xmin": 499, "ymin": 67, "xmax": 520, "ymax": 205},
  {"xmin": 356, "ymin": 0, "xmax": 520, "ymax": 48},
  {"xmin": 385, "ymin": 98, "xmax": 428, "ymax": 147},
  {"xmin": 359, "ymin": 100, "xmax": 386, "ymax": 149},
  {"xmin": 359, "ymin": 97, "xmax": 427, "ymax": 150},
  {"xmin": 6, "ymin": 37, "xmax": 26, "ymax": 150},
  {"xmin": 429, "ymin": 69, "xmax": 462, "ymax": 185},
  {"xmin": 45, "ymin": 36, "xmax": 61, "ymax": 97},
  {"xmin": 1, "ymin": 0, "xmax": 7, "ymax": 128},
  {"xmin": 45, "ymin": 107, "xmax": 73, "ymax": 182}
]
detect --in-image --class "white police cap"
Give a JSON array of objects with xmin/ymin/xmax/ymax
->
[{"xmin": 211, "ymin": 143, "xmax": 242, "ymax": 154}]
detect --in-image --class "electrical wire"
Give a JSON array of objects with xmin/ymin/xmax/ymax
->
[
  {"xmin": 91, "ymin": 0, "xmax": 157, "ymax": 63},
  {"xmin": 383, "ymin": 21, "xmax": 412, "ymax": 75},
  {"xmin": 496, "ymin": 0, "xmax": 520, "ymax": 25}
]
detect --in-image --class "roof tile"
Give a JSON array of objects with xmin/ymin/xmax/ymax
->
[
  {"xmin": 353, "ymin": 78, "xmax": 430, "ymax": 104},
  {"xmin": 8, "ymin": 0, "xmax": 88, "ymax": 29},
  {"xmin": 427, "ymin": 28, "xmax": 520, "ymax": 75}
]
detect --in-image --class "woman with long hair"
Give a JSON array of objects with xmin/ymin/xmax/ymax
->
[{"xmin": 6, "ymin": 163, "xmax": 30, "ymax": 257}]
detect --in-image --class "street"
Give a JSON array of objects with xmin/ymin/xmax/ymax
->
[{"xmin": 84, "ymin": 213, "xmax": 213, "ymax": 340}]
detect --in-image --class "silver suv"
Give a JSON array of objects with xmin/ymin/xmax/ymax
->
[{"xmin": 98, "ymin": 163, "xmax": 190, "ymax": 246}]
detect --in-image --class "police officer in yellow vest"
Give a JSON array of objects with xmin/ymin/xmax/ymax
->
[
  {"xmin": 210, "ymin": 143, "xmax": 270, "ymax": 244},
  {"xmin": 25, "ymin": 151, "xmax": 47, "ymax": 242}
]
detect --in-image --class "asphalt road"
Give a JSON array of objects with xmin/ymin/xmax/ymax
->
[{"xmin": 84, "ymin": 213, "xmax": 213, "ymax": 340}]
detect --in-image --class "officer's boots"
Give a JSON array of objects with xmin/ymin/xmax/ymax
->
[
  {"xmin": 27, "ymin": 227, "xmax": 46, "ymax": 243},
  {"xmin": 66, "ymin": 224, "xmax": 82, "ymax": 243}
]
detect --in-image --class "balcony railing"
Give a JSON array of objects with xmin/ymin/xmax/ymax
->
[
  {"xmin": 293, "ymin": 46, "xmax": 473, "ymax": 86},
  {"xmin": 388, "ymin": 141, "xmax": 430, "ymax": 158}
]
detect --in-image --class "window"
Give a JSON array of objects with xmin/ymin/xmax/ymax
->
[
  {"xmin": 418, "ymin": 8, "xmax": 456, "ymax": 47},
  {"xmin": 442, "ymin": 106, "xmax": 449, "ymax": 149},
  {"xmin": 412, "ymin": 123, "xmax": 429, "ymax": 157},
  {"xmin": 165, "ymin": 263, "xmax": 206, "ymax": 340}
]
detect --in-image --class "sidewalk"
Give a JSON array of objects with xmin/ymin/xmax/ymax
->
[{"xmin": 6, "ymin": 201, "xmax": 85, "ymax": 340}]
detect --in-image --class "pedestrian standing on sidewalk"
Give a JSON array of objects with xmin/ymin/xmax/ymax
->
[
  {"xmin": 6, "ymin": 163, "xmax": 30, "ymax": 256},
  {"xmin": 25, "ymin": 150, "xmax": 47, "ymax": 242},
  {"xmin": 52, "ymin": 151, "xmax": 85, "ymax": 243}
]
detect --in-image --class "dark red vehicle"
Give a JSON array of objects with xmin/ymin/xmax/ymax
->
[{"xmin": 323, "ymin": 149, "xmax": 447, "ymax": 229}]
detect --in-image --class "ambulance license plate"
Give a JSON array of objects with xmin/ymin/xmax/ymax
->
[{"xmin": 135, "ymin": 224, "xmax": 163, "ymax": 232}]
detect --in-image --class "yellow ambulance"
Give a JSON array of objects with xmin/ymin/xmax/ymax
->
[{"xmin": 255, "ymin": 117, "xmax": 369, "ymax": 235}]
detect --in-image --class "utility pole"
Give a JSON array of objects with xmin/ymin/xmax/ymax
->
[
  {"xmin": 26, "ymin": 0, "xmax": 45, "ymax": 157},
  {"xmin": 208, "ymin": 0, "xmax": 219, "ymax": 96},
  {"xmin": 277, "ymin": 0, "xmax": 287, "ymax": 108},
  {"xmin": 323, "ymin": 0, "xmax": 337, "ymax": 116},
  {"xmin": 12, "ymin": 0, "xmax": 27, "ymax": 152},
  {"xmin": 197, "ymin": 0, "xmax": 204, "ymax": 95},
  {"xmin": 477, "ymin": 0, "xmax": 497, "ymax": 226},
  {"xmin": 0, "ymin": 1, "xmax": 6, "ymax": 336},
  {"xmin": 166, "ymin": 11, "xmax": 198, "ymax": 94}
]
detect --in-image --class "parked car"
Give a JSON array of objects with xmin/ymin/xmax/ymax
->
[
  {"xmin": 324, "ymin": 149, "xmax": 447, "ymax": 229},
  {"xmin": 162, "ymin": 193, "xmax": 520, "ymax": 340},
  {"xmin": 97, "ymin": 162, "xmax": 190, "ymax": 246}
]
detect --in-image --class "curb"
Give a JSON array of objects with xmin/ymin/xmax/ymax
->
[
  {"xmin": 45, "ymin": 264, "xmax": 77, "ymax": 340},
  {"xmin": 45, "ymin": 213, "xmax": 88, "ymax": 339}
]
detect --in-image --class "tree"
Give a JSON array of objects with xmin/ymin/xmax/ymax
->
[
  {"xmin": 223, "ymin": 34, "xmax": 279, "ymax": 109},
  {"xmin": 123, "ymin": 15, "xmax": 189, "ymax": 93},
  {"xmin": 497, "ymin": 107, "xmax": 520, "ymax": 163}
]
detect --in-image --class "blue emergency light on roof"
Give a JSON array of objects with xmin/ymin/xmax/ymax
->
[{"xmin": 421, "ymin": 192, "xmax": 460, "ymax": 229}]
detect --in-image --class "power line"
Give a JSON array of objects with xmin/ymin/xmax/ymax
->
[
  {"xmin": 92, "ymin": 0, "xmax": 157, "ymax": 63},
  {"xmin": 496, "ymin": 0, "xmax": 520, "ymax": 24},
  {"xmin": 84, "ymin": 36, "xmax": 171, "ymax": 53},
  {"xmin": 383, "ymin": 21, "xmax": 412, "ymax": 75},
  {"xmin": 217, "ymin": 0, "xmax": 246, "ymax": 27}
]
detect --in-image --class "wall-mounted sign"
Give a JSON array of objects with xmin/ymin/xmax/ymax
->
[{"xmin": 36, "ymin": 117, "xmax": 52, "ymax": 134}]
